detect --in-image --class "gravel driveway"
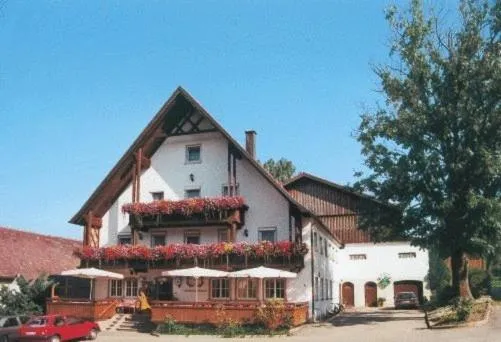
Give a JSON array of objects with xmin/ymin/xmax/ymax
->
[{"xmin": 98, "ymin": 307, "xmax": 501, "ymax": 342}]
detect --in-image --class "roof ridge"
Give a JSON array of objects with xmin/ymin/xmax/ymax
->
[{"xmin": 0, "ymin": 226, "xmax": 81, "ymax": 243}]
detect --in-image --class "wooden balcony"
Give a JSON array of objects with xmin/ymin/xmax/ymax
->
[{"xmin": 150, "ymin": 301, "xmax": 309, "ymax": 326}]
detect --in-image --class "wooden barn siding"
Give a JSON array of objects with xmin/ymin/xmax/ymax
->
[
  {"xmin": 288, "ymin": 181, "xmax": 358, "ymax": 216},
  {"xmin": 288, "ymin": 181, "xmax": 373, "ymax": 243}
]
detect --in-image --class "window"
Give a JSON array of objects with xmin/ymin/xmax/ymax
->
[
  {"xmin": 313, "ymin": 232, "xmax": 318, "ymax": 252},
  {"xmin": 398, "ymin": 252, "xmax": 417, "ymax": 259},
  {"xmin": 264, "ymin": 279, "xmax": 285, "ymax": 299},
  {"xmin": 118, "ymin": 235, "xmax": 132, "ymax": 245},
  {"xmin": 314, "ymin": 277, "xmax": 319, "ymax": 301},
  {"xmin": 258, "ymin": 228, "xmax": 276, "ymax": 243},
  {"xmin": 109, "ymin": 279, "xmax": 123, "ymax": 297},
  {"xmin": 330, "ymin": 280, "xmax": 333, "ymax": 300},
  {"xmin": 218, "ymin": 229, "xmax": 229, "ymax": 242},
  {"xmin": 237, "ymin": 279, "xmax": 257, "ymax": 299},
  {"xmin": 211, "ymin": 279, "xmax": 229, "ymax": 299},
  {"xmin": 151, "ymin": 191, "xmax": 164, "ymax": 201},
  {"xmin": 324, "ymin": 241, "xmax": 328, "ymax": 257},
  {"xmin": 222, "ymin": 183, "xmax": 240, "ymax": 196},
  {"xmin": 350, "ymin": 254, "xmax": 367, "ymax": 260},
  {"xmin": 186, "ymin": 145, "xmax": 201, "ymax": 163},
  {"xmin": 151, "ymin": 234, "xmax": 166, "ymax": 247},
  {"xmin": 185, "ymin": 188, "xmax": 201, "ymax": 198},
  {"xmin": 3, "ymin": 317, "xmax": 19, "ymax": 328},
  {"xmin": 185, "ymin": 230, "xmax": 200, "ymax": 244},
  {"xmin": 319, "ymin": 237, "xmax": 323, "ymax": 255},
  {"xmin": 320, "ymin": 277, "xmax": 324, "ymax": 300},
  {"xmin": 124, "ymin": 279, "xmax": 138, "ymax": 297}
]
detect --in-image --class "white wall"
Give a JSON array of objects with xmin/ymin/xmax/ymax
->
[
  {"xmin": 337, "ymin": 242, "xmax": 430, "ymax": 307},
  {"xmin": 99, "ymin": 130, "xmax": 292, "ymax": 247}
]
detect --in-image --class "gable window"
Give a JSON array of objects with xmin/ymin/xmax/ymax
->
[
  {"xmin": 151, "ymin": 234, "xmax": 166, "ymax": 247},
  {"xmin": 218, "ymin": 229, "xmax": 229, "ymax": 243},
  {"xmin": 349, "ymin": 254, "xmax": 367, "ymax": 260},
  {"xmin": 237, "ymin": 279, "xmax": 257, "ymax": 299},
  {"xmin": 109, "ymin": 279, "xmax": 123, "ymax": 297},
  {"xmin": 186, "ymin": 145, "xmax": 201, "ymax": 163},
  {"xmin": 222, "ymin": 183, "xmax": 240, "ymax": 196},
  {"xmin": 211, "ymin": 279, "xmax": 229, "ymax": 299},
  {"xmin": 124, "ymin": 279, "xmax": 138, "ymax": 297},
  {"xmin": 258, "ymin": 227, "xmax": 277, "ymax": 243},
  {"xmin": 151, "ymin": 192, "xmax": 164, "ymax": 201},
  {"xmin": 118, "ymin": 235, "xmax": 132, "ymax": 245},
  {"xmin": 185, "ymin": 230, "xmax": 200, "ymax": 244},
  {"xmin": 185, "ymin": 188, "xmax": 201, "ymax": 198},
  {"xmin": 264, "ymin": 279, "xmax": 285, "ymax": 299},
  {"xmin": 398, "ymin": 252, "xmax": 417, "ymax": 259}
]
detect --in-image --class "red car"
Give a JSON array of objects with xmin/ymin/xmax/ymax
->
[{"xmin": 19, "ymin": 315, "xmax": 100, "ymax": 341}]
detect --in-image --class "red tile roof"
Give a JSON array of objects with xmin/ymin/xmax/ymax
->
[{"xmin": 0, "ymin": 226, "xmax": 82, "ymax": 280}]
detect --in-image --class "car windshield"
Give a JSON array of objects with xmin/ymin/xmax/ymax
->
[
  {"xmin": 26, "ymin": 318, "xmax": 47, "ymax": 326},
  {"xmin": 397, "ymin": 293, "xmax": 416, "ymax": 299}
]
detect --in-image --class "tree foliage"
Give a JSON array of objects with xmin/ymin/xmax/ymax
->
[
  {"xmin": 262, "ymin": 158, "xmax": 296, "ymax": 183},
  {"xmin": 0, "ymin": 275, "xmax": 53, "ymax": 315},
  {"xmin": 355, "ymin": 0, "xmax": 501, "ymax": 298}
]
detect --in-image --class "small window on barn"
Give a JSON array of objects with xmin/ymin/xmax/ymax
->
[
  {"xmin": 398, "ymin": 252, "xmax": 417, "ymax": 259},
  {"xmin": 349, "ymin": 254, "xmax": 367, "ymax": 260},
  {"xmin": 186, "ymin": 145, "xmax": 201, "ymax": 163},
  {"xmin": 151, "ymin": 192, "xmax": 164, "ymax": 201}
]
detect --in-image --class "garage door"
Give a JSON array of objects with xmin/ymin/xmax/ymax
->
[{"xmin": 393, "ymin": 281, "xmax": 423, "ymax": 302}]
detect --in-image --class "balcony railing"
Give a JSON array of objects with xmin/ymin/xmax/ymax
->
[
  {"xmin": 122, "ymin": 196, "xmax": 247, "ymax": 229},
  {"xmin": 75, "ymin": 241, "xmax": 308, "ymax": 272}
]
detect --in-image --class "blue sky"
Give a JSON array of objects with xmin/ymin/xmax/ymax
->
[{"xmin": 0, "ymin": 0, "xmax": 455, "ymax": 239}]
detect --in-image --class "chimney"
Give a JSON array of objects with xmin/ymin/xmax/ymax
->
[{"xmin": 245, "ymin": 130, "xmax": 257, "ymax": 159}]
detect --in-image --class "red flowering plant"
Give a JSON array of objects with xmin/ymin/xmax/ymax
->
[
  {"xmin": 75, "ymin": 241, "xmax": 308, "ymax": 262},
  {"xmin": 121, "ymin": 196, "xmax": 246, "ymax": 217}
]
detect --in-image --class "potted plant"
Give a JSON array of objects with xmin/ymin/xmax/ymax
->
[{"xmin": 377, "ymin": 297, "xmax": 386, "ymax": 307}]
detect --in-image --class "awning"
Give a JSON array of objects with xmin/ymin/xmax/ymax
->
[
  {"xmin": 228, "ymin": 266, "xmax": 297, "ymax": 279},
  {"xmin": 161, "ymin": 267, "xmax": 228, "ymax": 278}
]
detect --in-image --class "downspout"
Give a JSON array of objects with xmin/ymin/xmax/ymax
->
[{"xmin": 310, "ymin": 223, "xmax": 315, "ymax": 322}]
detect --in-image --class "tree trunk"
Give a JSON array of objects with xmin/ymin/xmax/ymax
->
[{"xmin": 450, "ymin": 250, "xmax": 473, "ymax": 299}]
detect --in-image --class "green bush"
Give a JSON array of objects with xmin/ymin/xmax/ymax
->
[
  {"xmin": 469, "ymin": 269, "xmax": 490, "ymax": 299},
  {"xmin": 451, "ymin": 297, "xmax": 473, "ymax": 321}
]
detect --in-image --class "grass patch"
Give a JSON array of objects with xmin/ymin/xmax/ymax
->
[{"xmin": 156, "ymin": 322, "xmax": 289, "ymax": 337}]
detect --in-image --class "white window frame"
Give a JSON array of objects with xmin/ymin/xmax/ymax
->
[
  {"xmin": 258, "ymin": 227, "xmax": 277, "ymax": 243},
  {"xmin": 118, "ymin": 235, "xmax": 132, "ymax": 245},
  {"xmin": 211, "ymin": 279, "xmax": 229, "ymax": 299},
  {"xmin": 124, "ymin": 279, "xmax": 138, "ymax": 297},
  {"xmin": 184, "ymin": 187, "xmax": 201, "ymax": 199},
  {"xmin": 184, "ymin": 230, "xmax": 201, "ymax": 244},
  {"xmin": 151, "ymin": 233, "xmax": 166, "ymax": 247},
  {"xmin": 222, "ymin": 183, "xmax": 240, "ymax": 196},
  {"xmin": 151, "ymin": 191, "xmax": 164, "ymax": 201},
  {"xmin": 185, "ymin": 144, "xmax": 202, "ymax": 164},
  {"xmin": 109, "ymin": 279, "xmax": 123, "ymax": 297},
  {"xmin": 237, "ymin": 279, "xmax": 258, "ymax": 300},
  {"xmin": 264, "ymin": 279, "xmax": 285, "ymax": 299}
]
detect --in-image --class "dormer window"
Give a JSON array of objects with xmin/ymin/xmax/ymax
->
[
  {"xmin": 186, "ymin": 145, "xmax": 201, "ymax": 163},
  {"xmin": 151, "ymin": 192, "xmax": 164, "ymax": 201}
]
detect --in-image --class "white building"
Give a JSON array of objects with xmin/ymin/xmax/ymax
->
[
  {"xmin": 284, "ymin": 173, "xmax": 430, "ymax": 308},
  {"xmin": 69, "ymin": 87, "xmax": 341, "ymax": 323}
]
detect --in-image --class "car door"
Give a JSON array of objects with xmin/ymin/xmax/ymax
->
[
  {"xmin": 54, "ymin": 316, "xmax": 73, "ymax": 341},
  {"xmin": 2, "ymin": 317, "xmax": 21, "ymax": 341},
  {"xmin": 65, "ymin": 317, "xmax": 86, "ymax": 340}
]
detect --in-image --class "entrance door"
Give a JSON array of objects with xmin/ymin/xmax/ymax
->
[
  {"xmin": 342, "ymin": 282, "xmax": 354, "ymax": 307},
  {"xmin": 364, "ymin": 282, "xmax": 377, "ymax": 307},
  {"xmin": 157, "ymin": 279, "xmax": 173, "ymax": 300}
]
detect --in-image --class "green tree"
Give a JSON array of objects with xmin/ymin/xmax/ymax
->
[
  {"xmin": 427, "ymin": 248, "xmax": 451, "ymax": 296},
  {"xmin": 262, "ymin": 158, "xmax": 296, "ymax": 183},
  {"xmin": 355, "ymin": 0, "xmax": 501, "ymax": 299},
  {"xmin": 0, "ymin": 275, "xmax": 53, "ymax": 315}
]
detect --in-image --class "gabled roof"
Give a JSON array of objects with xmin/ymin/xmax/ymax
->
[
  {"xmin": 0, "ymin": 227, "xmax": 81, "ymax": 280},
  {"xmin": 70, "ymin": 87, "xmax": 314, "ymax": 227},
  {"xmin": 284, "ymin": 172, "xmax": 391, "ymax": 208}
]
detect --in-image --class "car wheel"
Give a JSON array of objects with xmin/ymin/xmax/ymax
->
[
  {"xmin": 87, "ymin": 329, "xmax": 98, "ymax": 340},
  {"xmin": 49, "ymin": 335, "xmax": 61, "ymax": 342}
]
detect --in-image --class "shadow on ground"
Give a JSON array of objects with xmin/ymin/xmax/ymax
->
[{"xmin": 329, "ymin": 310, "xmax": 424, "ymax": 327}]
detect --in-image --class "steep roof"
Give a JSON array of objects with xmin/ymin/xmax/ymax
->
[
  {"xmin": 70, "ymin": 87, "xmax": 312, "ymax": 225},
  {"xmin": 0, "ymin": 227, "xmax": 81, "ymax": 280}
]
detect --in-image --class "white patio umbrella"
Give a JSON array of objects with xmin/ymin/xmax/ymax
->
[
  {"xmin": 228, "ymin": 266, "xmax": 297, "ymax": 302},
  {"xmin": 162, "ymin": 267, "xmax": 229, "ymax": 302},
  {"xmin": 61, "ymin": 268, "xmax": 124, "ymax": 300}
]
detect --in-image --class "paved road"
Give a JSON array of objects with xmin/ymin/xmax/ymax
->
[{"xmin": 97, "ymin": 307, "xmax": 501, "ymax": 342}]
